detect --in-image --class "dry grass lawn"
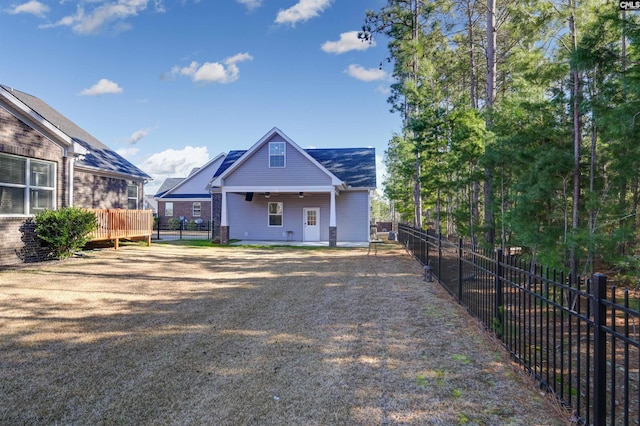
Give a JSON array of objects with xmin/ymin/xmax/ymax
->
[{"xmin": 0, "ymin": 241, "xmax": 570, "ymax": 425}]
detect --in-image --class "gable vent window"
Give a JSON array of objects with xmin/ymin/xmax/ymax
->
[
  {"xmin": 0, "ymin": 153, "xmax": 55, "ymax": 215},
  {"xmin": 269, "ymin": 142, "xmax": 285, "ymax": 168}
]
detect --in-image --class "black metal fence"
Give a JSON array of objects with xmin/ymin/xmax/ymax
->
[
  {"xmin": 153, "ymin": 219, "xmax": 218, "ymax": 241},
  {"xmin": 398, "ymin": 223, "xmax": 640, "ymax": 425}
]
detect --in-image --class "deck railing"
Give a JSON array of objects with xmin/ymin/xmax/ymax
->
[{"xmin": 87, "ymin": 209, "xmax": 153, "ymax": 249}]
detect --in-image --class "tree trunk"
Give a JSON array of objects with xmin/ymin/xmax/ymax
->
[
  {"xmin": 412, "ymin": 0, "xmax": 423, "ymax": 228},
  {"xmin": 466, "ymin": 0, "xmax": 478, "ymax": 109},
  {"xmin": 569, "ymin": 1, "xmax": 581, "ymax": 285},
  {"xmin": 484, "ymin": 0, "xmax": 497, "ymax": 247}
]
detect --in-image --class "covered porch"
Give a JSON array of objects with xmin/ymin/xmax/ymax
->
[{"xmin": 218, "ymin": 186, "xmax": 342, "ymax": 246}]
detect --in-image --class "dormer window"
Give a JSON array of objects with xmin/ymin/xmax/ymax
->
[{"xmin": 269, "ymin": 142, "xmax": 285, "ymax": 168}]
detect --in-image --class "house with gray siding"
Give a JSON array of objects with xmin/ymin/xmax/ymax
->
[
  {"xmin": 208, "ymin": 127, "xmax": 376, "ymax": 246},
  {"xmin": 0, "ymin": 84, "xmax": 150, "ymax": 265}
]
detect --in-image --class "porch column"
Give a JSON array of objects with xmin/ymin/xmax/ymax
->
[
  {"xmin": 329, "ymin": 189, "xmax": 337, "ymax": 247},
  {"xmin": 220, "ymin": 190, "xmax": 229, "ymax": 244}
]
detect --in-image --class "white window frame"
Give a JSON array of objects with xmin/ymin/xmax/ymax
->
[
  {"xmin": 269, "ymin": 142, "xmax": 286, "ymax": 168},
  {"xmin": 127, "ymin": 185, "xmax": 138, "ymax": 210},
  {"xmin": 165, "ymin": 202, "xmax": 174, "ymax": 217},
  {"xmin": 192, "ymin": 201, "xmax": 201, "ymax": 217},
  {"xmin": 268, "ymin": 201, "xmax": 283, "ymax": 227},
  {"xmin": 0, "ymin": 153, "xmax": 56, "ymax": 216}
]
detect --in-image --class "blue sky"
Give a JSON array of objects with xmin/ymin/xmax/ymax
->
[{"xmin": 1, "ymin": 0, "xmax": 399, "ymax": 195}]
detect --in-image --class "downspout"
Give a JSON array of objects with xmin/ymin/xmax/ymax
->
[
  {"xmin": 368, "ymin": 189, "xmax": 372, "ymax": 241},
  {"xmin": 68, "ymin": 156, "xmax": 75, "ymax": 207}
]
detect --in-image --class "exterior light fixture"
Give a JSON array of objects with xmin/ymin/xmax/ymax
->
[
  {"xmin": 265, "ymin": 192, "xmax": 270, "ymax": 198},
  {"xmin": 299, "ymin": 192, "xmax": 304, "ymax": 198}
]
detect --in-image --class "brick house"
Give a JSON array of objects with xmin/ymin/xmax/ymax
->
[
  {"xmin": 154, "ymin": 154, "xmax": 225, "ymax": 237},
  {"xmin": 0, "ymin": 85, "xmax": 151, "ymax": 265}
]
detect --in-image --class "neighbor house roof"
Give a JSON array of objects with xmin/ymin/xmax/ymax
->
[
  {"xmin": 157, "ymin": 153, "xmax": 227, "ymax": 199},
  {"xmin": 0, "ymin": 85, "xmax": 150, "ymax": 180},
  {"xmin": 154, "ymin": 178, "xmax": 185, "ymax": 198},
  {"xmin": 213, "ymin": 148, "xmax": 376, "ymax": 188}
]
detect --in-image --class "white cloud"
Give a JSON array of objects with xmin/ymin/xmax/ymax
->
[
  {"xmin": 116, "ymin": 147, "xmax": 140, "ymax": 158},
  {"xmin": 171, "ymin": 53, "xmax": 253, "ymax": 85},
  {"xmin": 140, "ymin": 146, "xmax": 209, "ymax": 194},
  {"xmin": 78, "ymin": 79, "xmax": 124, "ymax": 96},
  {"xmin": 128, "ymin": 128, "xmax": 150, "ymax": 144},
  {"xmin": 375, "ymin": 84, "xmax": 391, "ymax": 95},
  {"xmin": 275, "ymin": 0, "xmax": 332, "ymax": 25},
  {"xmin": 236, "ymin": 0, "xmax": 262, "ymax": 11},
  {"xmin": 321, "ymin": 31, "xmax": 373, "ymax": 54},
  {"xmin": 8, "ymin": 1, "xmax": 49, "ymax": 18},
  {"xmin": 345, "ymin": 64, "xmax": 387, "ymax": 82},
  {"xmin": 39, "ymin": 0, "xmax": 165, "ymax": 35}
]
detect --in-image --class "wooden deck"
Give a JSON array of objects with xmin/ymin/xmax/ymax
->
[{"xmin": 87, "ymin": 209, "xmax": 153, "ymax": 249}]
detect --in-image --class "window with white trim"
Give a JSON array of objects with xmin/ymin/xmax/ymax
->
[
  {"xmin": 269, "ymin": 142, "xmax": 285, "ymax": 168},
  {"xmin": 0, "ymin": 153, "xmax": 55, "ymax": 215},
  {"xmin": 165, "ymin": 202, "xmax": 174, "ymax": 216},
  {"xmin": 193, "ymin": 202, "xmax": 201, "ymax": 217},
  {"xmin": 127, "ymin": 185, "xmax": 138, "ymax": 209},
  {"xmin": 268, "ymin": 202, "xmax": 283, "ymax": 226}
]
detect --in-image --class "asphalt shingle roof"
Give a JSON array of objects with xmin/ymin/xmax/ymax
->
[
  {"xmin": 1, "ymin": 85, "xmax": 150, "ymax": 180},
  {"xmin": 307, "ymin": 148, "xmax": 376, "ymax": 188},
  {"xmin": 154, "ymin": 178, "xmax": 185, "ymax": 197},
  {"xmin": 213, "ymin": 148, "xmax": 376, "ymax": 188}
]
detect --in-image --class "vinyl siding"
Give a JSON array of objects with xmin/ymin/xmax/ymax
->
[
  {"xmin": 224, "ymin": 137, "xmax": 333, "ymax": 187},
  {"xmin": 336, "ymin": 191, "xmax": 370, "ymax": 241},
  {"xmin": 227, "ymin": 190, "xmax": 369, "ymax": 242},
  {"xmin": 170, "ymin": 156, "xmax": 224, "ymax": 196}
]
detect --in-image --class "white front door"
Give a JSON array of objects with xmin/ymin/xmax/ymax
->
[{"xmin": 303, "ymin": 208, "xmax": 320, "ymax": 241}]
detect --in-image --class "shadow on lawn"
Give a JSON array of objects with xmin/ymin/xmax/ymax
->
[{"xmin": 0, "ymin": 244, "xmax": 567, "ymax": 425}]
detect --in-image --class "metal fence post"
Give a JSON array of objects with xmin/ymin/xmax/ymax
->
[
  {"xmin": 458, "ymin": 238, "xmax": 463, "ymax": 303},
  {"xmin": 420, "ymin": 228, "xmax": 426, "ymax": 265},
  {"xmin": 495, "ymin": 248, "xmax": 504, "ymax": 333},
  {"xmin": 592, "ymin": 273, "xmax": 607, "ymax": 426},
  {"xmin": 437, "ymin": 232, "xmax": 442, "ymax": 278},
  {"xmin": 425, "ymin": 230, "xmax": 430, "ymax": 266}
]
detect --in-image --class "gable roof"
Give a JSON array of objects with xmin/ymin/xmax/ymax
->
[
  {"xmin": 306, "ymin": 148, "xmax": 376, "ymax": 188},
  {"xmin": 157, "ymin": 153, "xmax": 226, "ymax": 198},
  {"xmin": 210, "ymin": 128, "xmax": 376, "ymax": 189},
  {"xmin": 154, "ymin": 178, "xmax": 185, "ymax": 198},
  {"xmin": 0, "ymin": 85, "xmax": 150, "ymax": 181},
  {"xmin": 212, "ymin": 150, "xmax": 246, "ymax": 178}
]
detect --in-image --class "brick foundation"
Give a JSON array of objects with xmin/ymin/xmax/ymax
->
[{"xmin": 0, "ymin": 217, "xmax": 50, "ymax": 266}]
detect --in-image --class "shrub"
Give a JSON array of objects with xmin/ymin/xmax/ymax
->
[
  {"xmin": 35, "ymin": 207, "xmax": 98, "ymax": 259},
  {"xmin": 168, "ymin": 218, "xmax": 181, "ymax": 230}
]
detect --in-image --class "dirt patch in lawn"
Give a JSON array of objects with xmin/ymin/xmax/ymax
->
[{"xmin": 0, "ymin": 242, "xmax": 570, "ymax": 425}]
